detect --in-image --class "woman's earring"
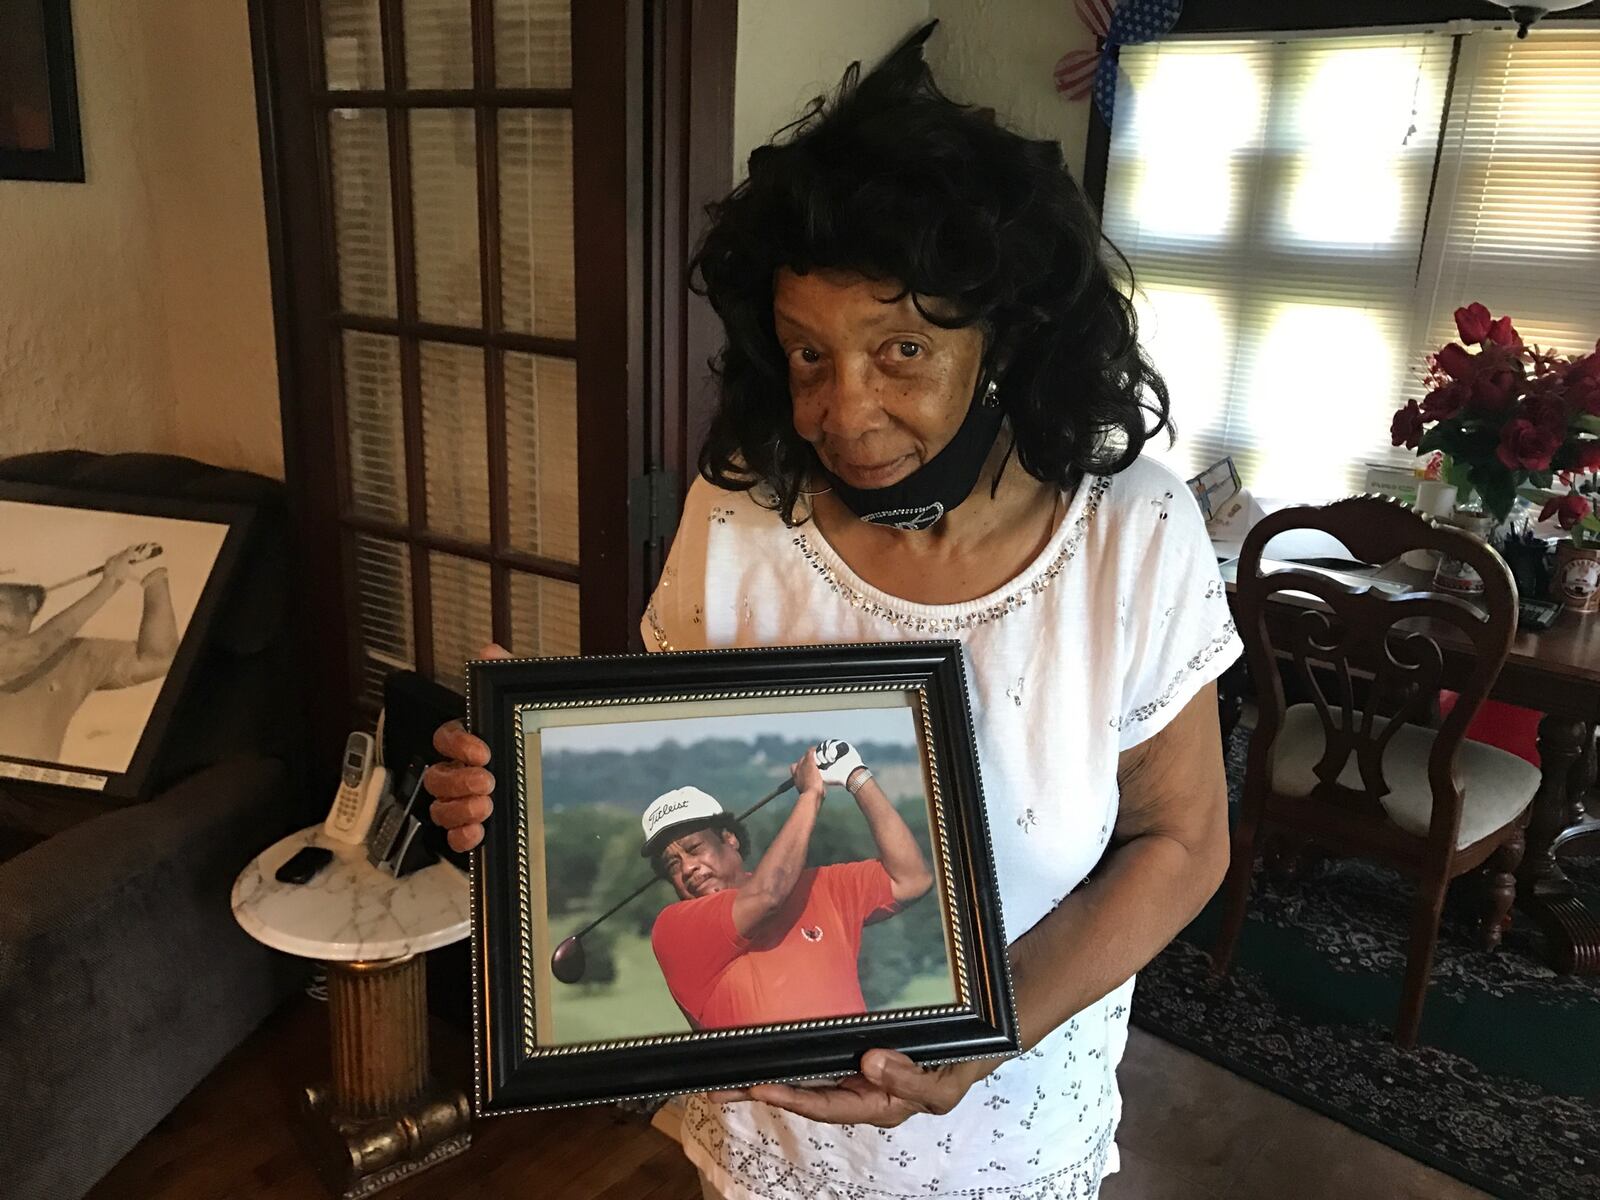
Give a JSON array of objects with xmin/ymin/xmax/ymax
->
[{"xmin": 982, "ymin": 379, "xmax": 1001, "ymax": 408}]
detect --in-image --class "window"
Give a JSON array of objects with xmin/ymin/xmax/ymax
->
[
  {"xmin": 321, "ymin": 0, "xmax": 581, "ymax": 707},
  {"xmin": 1419, "ymin": 30, "xmax": 1600, "ymax": 357},
  {"xmin": 1102, "ymin": 28, "xmax": 1600, "ymax": 498},
  {"xmin": 258, "ymin": 0, "xmax": 735, "ymax": 766}
]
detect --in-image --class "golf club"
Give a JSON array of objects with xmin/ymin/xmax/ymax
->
[{"xmin": 547, "ymin": 742, "xmax": 854, "ymax": 984}]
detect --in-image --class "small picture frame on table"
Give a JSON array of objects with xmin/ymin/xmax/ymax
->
[{"xmin": 466, "ymin": 641, "xmax": 1018, "ymax": 1114}]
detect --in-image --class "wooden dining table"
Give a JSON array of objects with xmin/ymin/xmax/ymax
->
[{"xmin": 1222, "ymin": 557, "xmax": 1600, "ymax": 975}]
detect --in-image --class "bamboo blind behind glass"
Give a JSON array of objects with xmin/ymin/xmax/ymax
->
[
  {"xmin": 343, "ymin": 331, "xmax": 406, "ymax": 521},
  {"xmin": 420, "ymin": 341, "xmax": 491, "ymax": 541},
  {"xmin": 500, "ymin": 110, "xmax": 576, "ymax": 339},
  {"xmin": 504, "ymin": 352, "xmax": 578, "ymax": 562},
  {"xmin": 327, "ymin": 111, "xmax": 396, "ymax": 316},
  {"xmin": 352, "ymin": 533, "xmax": 415, "ymax": 705},
  {"xmin": 1106, "ymin": 29, "xmax": 1600, "ymax": 500},
  {"xmin": 1418, "ymin": 31, "xmax": 1600, "ymax": 361},
  {"xmin": 410, "ymin": 109, "xmax": 481, "ymax": 327},
  {"xmin": 403, "ymin": 0, "xmax": 474, "ymax": 89},
  {"xmin": 1103, "ymin": 34, "xmax": 1451, "ymax": 499},
  {"xmin": 321, "ymin": 0, "xmax": 580, "ymax": 703},
  {"xmin": 429, "ymin": 552, "xmax": 495, "ymax": 687},
  {"xmin": 322, "ymin": 0, "xmax": 383, "ymax": 89},
  {"xmin": 495, "ymin": 0, "xmax": 569, "ymax": 87}
]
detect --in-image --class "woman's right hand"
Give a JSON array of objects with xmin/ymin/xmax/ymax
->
[{"xmin": 425, "ymin": 643, "xmax": 509, "ymax": 851}]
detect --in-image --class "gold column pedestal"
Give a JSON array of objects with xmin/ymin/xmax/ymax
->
[{"xmin": 297, "ymin": 956, "xmax": 472, "ymax": 1198}]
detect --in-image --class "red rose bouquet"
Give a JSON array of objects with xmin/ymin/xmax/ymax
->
[{"xmin": 1391, "ymin": 302, "xmax": 1600, "ymax": 527}]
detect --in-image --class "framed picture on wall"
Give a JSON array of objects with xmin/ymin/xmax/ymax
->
[
  {"xmin": 467, "ymin": 641, "xmax": 1018, "ymax": 1113},
  {"xmin": 0, "ymin": 483, "xmax": 254, "ymax": 796},
  {"xmin": 0, "ymin": 0, "xmax": 85, "ymax": 183}
]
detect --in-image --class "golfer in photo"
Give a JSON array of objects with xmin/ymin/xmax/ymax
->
[
  {"xmin": 643, "ymin": 739, "xmax": 933, "ymax": 1030},
  {"xmin": 0, "ymin": 543, "xmax": 176, "ymax": 763}
]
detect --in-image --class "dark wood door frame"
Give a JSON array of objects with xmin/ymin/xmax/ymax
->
[
  {"xmin": 637, "ymin": 0, "xmax": 737, "ymax": 589},
  {"xmin": 251, "ymin": 0, "xmax": 348, "ymax": 778},
  {"xmin": 250, "ymin": 0, "xmax": 735, "ymax": 773}
]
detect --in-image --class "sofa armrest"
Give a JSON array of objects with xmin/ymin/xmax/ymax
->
[
  {"xmin": 0, "ymin": 756, "xmax": 294, "ymax": 955},
  {"xmin": 0, "ymin": 755, "xmax": 303, "ymax": 1200}
]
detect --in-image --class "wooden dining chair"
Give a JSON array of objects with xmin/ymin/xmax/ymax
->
[{"xmin": 1210, "ymin": 495, "xmax": 1540, "ymax": 1048}]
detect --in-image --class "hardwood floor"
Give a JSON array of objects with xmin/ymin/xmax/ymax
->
[
  {"xmin": 1103, "ymin": 1030, "xmax": 1490, "ymax": 1200},
  {"xmin": 87, "ymin": 997, "xmax": 703, "ymax": 1200},
  {"xmin": 90, "ymin": 995, "xmax": 1490, "ymax": 1199}
]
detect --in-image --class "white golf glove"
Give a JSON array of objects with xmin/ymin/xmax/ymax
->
[{"xmin": 815, "ymin": 739, "xmax": 869, "ymax": 791}]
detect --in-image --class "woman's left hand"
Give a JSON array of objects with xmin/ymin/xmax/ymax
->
[{"xmin": 707, "ymin": 1050, "xmax": 986, "ymax": 1127}]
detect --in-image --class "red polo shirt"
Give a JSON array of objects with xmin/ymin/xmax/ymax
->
[{"xmin": 650, "ymin": 861, "xmax": 898, "ymax": 1029}]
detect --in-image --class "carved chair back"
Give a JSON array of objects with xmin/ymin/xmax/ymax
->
[{"xmin": 1234, "ymin": 496, "xmax": 1517, "ymax": 853}]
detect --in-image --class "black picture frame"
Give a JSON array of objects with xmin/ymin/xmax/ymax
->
[
  {"xmin": 466, "ymin": 641, "xmax": 1018, "ymax": 1113},
  {"xmin": 0, "ymin": 0, "xmax": 85, "ymax": 183},
  {"xmin": 0, "ymin": 482, "xmax": 255, "ymax": 797}
]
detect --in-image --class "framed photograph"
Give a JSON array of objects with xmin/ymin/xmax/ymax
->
[
  {"xmin": 0, "ymin": 482, "xmax": 255, "ymax": 796},
  {"xmin": 467, "ymin": 641, "xmax": 1017, "ymax": 1113},
  {"xmin": 1185, "ymin": 455, "xmax": 1241, "ymax": 524},
  {"xmin": 0, "ymin": 0, "xmax": 84, "ymax": 183}
]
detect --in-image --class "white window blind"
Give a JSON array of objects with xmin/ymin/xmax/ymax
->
[
  {"xmin": 1104, "ymin": 33, "xmax": 1454, "ymax": 497},
  {"xmin": 1418, "ymin": 30, "xmax": 1600, "ymax": 360}
]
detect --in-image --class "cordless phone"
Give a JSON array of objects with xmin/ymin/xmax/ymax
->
[{"xmin": 324, "ymin": 731, "xmax": 387, "ymax": 845}]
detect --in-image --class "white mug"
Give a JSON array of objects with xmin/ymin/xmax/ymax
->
[
  {"xmin": 1414, "ymin": 480, "xmax": 1458, "ymax": 518},
  {"xmin": 1404, "ymin": 481, "xmax": 1459, "ymax": 569}
]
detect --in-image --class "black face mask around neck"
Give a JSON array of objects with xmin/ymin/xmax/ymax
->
[{"xmin": 818, "ymin": 382, "xmax": 1005, "ymax": 531}]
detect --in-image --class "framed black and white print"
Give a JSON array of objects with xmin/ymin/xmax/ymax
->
[
  {"xmin": 0, "ymin": 0, "xmax": 85, "ymax": 183},
  {"xmin": 467, "ymin": 641, "xmax": 1018, "ymax": 1113},
  {"xmin": 0, "ymin": 482, "xmax": 254, "ymax": 796}
]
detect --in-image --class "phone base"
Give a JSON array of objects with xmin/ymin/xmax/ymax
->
[{"xmin": 294, "ymin": 955, "xmax": 472, "ymax": 1198}]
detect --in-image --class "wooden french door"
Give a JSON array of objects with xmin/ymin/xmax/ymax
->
[{"xmin": 251, "ymin": 0, "xmax": 733, "ymax": 765}]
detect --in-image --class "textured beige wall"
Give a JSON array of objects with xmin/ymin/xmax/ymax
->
[
  {"xmin": 926, "ymin": 0, "xmax": 1097, "ymax": 177},
  {"xmin": 732, "ymin": 2, "xmax": 1096, "ymax": 180},
  {"xmin": 0, "ymin": 1, "xmax": 282, "ymax": 478},
  {"xmin": 733, "ymin": 0, "xmax": 933, "ymax": 178},
  {"xmin": 141, "ymin": 1, "xmax": 283, "ymax": 479},
  {"xmin": 0, "ymin": 4, "xmax": 177, "ymax": 460}
]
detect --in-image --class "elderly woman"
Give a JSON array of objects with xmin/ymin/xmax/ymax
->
[{"xmin": 427, "ymin": 22, "xmax": 1239, "ymax": 1200}]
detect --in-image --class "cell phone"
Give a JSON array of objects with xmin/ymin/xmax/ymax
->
[
  {"xmin": 367, "ymin": 758, "xmax": 428, "ymax": 867},
  {"xmin": 275, "ymin": 845, "xmax": 334, "ymax": 885}
]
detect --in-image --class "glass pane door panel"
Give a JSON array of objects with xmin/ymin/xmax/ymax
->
[
  {"xmin": 410, "ymin": 109, "xmax": 482, "ymax": 326},
  {"xmin": 499, "ymin": 109, "xmax": 575, "ymax": 339}
]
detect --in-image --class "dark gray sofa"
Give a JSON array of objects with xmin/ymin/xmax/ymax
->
[{"xmin": 0, "ymin": 451, "xmax": 313, "ymax": 1200}]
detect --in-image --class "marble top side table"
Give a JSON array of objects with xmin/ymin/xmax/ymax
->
[{"xmin": 233, "ymin": 825, "xmax": 472, "ymax": 1199}]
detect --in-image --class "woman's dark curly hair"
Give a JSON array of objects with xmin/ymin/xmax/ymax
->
[{"xmin": 691, "ymin": 20, "xmax": 1170, "ymax": 525}]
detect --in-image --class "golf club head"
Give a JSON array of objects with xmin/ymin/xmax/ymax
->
[{"xmin": 551, "ymin": 935, "xmax": 586, "ymax": 984}]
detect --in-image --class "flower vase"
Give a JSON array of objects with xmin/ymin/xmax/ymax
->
[
  {"xmin": 1433, "ymin": 507, "xmax": 1497, "ymax": 595},
  {"xmin": 1553, "ymin": 543, "xmax": 1600, "ymax": 614}
]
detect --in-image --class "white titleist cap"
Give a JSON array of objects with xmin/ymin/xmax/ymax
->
[{"xmin": 640, "ymin": 786, "xmax": 725, "ymax": 857}]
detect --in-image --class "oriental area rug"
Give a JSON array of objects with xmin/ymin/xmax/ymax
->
[{"xmin": 1133, "ymin": 728, "xmax": 1600, "ymax": 1200}]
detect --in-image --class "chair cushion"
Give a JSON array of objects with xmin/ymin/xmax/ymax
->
[{"xmin": 1269, "ymin": 703, "xmax": 1539, "ymax": 849}]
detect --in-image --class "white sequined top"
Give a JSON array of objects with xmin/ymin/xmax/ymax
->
[{"xmin": 642, "ymin": 454, "xmax": 1241, "ymax": 1200}]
